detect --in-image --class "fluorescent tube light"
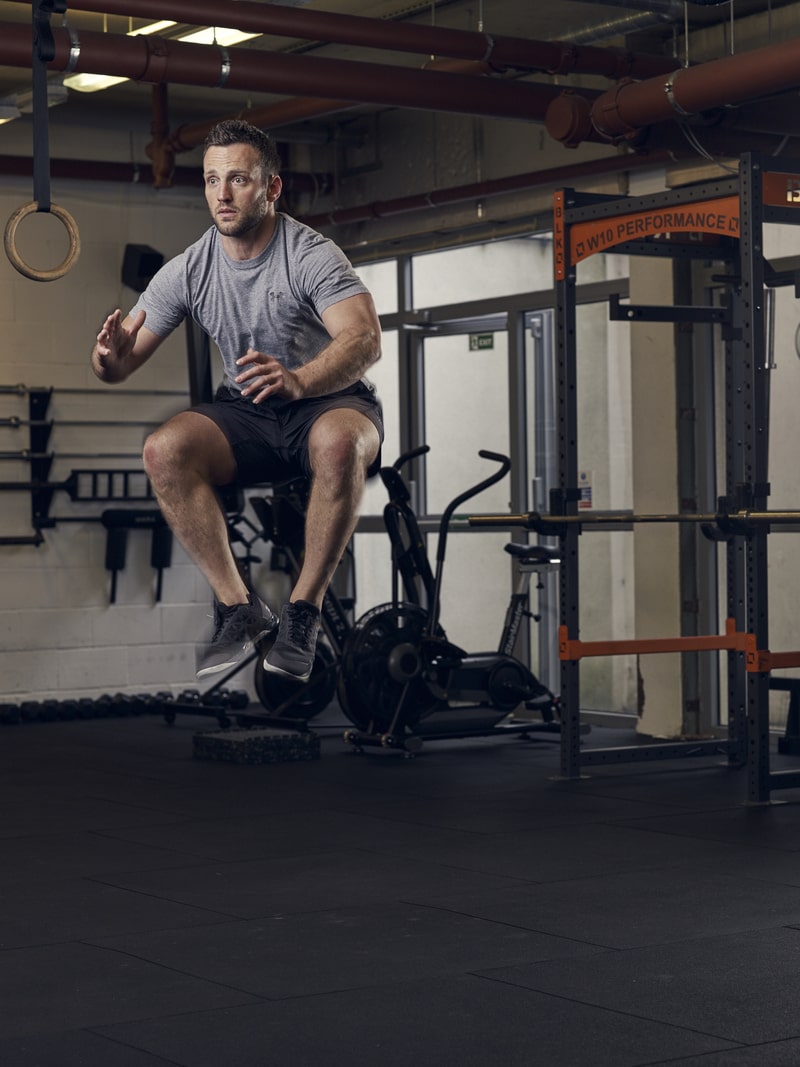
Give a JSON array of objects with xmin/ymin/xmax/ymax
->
[
  {"xmin": 177, "ymin": 27, "xmax": 260, "ymax": 47},
  {"xmin": 15, "ymin": 81, "xmax": 69, "ymax": 111},
  {"xmin": 0, "ymin": 104, "xmax": 21, "ymax": 125}
]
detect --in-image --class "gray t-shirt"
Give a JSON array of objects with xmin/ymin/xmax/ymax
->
[{"xmin": 131, "ymin": 212, "xmax": 369, "ymax": 391}]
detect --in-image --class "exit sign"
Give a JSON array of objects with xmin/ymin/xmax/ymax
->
[{"xmin": 469, "ymin": 333, "xmax": 494, "ymax": 351}]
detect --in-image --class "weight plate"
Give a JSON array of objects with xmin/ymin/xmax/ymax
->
[
  {"xmin": 254, "ymin": 636, "xmax": 337, "ymax": 721},
  {"xmin": 338, "ymin": 602, "xmax": 442, "ymax": 733}
]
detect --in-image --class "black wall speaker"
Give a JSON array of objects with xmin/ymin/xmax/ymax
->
[{"xmin": 121, "ymin": 244, "xmax": 164, "ymax": 293}]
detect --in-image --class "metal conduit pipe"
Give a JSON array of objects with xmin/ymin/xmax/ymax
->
[
  {"xmin": 300, "ymin": 119, "xmax": 800, "ymax": 231},
  {"xmin": 571, "ymin": 0, "xmax": 684, "ymax": 14},
  {"xmin": 66, "ymin": 0, "xmax": 680, "ymax": 80},
  {"xmin": 0, "ymin": 23, "xmax": 578, "ymax": 123},
  {"xmin": 556, "ymin": 11, "xmax": 679, "ymax": 47},
  {"xmin": 588, "ymin": 36, "xmax": 800, "ymax": 142},
  {"xmin": 300, "ymin": 151, "xmax": 676, "ymax": 229}
]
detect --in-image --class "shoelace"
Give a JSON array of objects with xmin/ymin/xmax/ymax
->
[
  {"xmin": 286, "ymin": 606, "xmax": 318, "ymax": 648},
  {"xmin": 214, "ymin": 604, "xmax": 252, "ymax": 643}
]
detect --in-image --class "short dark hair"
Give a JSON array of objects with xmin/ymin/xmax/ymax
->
[{"xmin": 203, "ymin": 119, "xmax": 281, "ymax": 177}]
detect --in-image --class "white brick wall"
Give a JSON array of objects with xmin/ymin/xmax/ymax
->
[{"xmin": 0, "ymin": 177, "xmax": 262, "ymax": 707}]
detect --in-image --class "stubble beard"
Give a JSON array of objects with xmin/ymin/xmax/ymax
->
[{"xmin": 213, "ymin": 193, "xmax": 269, "ymax": 239}]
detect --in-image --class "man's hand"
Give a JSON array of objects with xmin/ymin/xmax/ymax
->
[
  {"xmin": 93, "ymin": 309, "xmax": 147, "ymax": 382},
  {"xmin": 235, "ymin": 348, "xmax": 304, "ymax": 405}
]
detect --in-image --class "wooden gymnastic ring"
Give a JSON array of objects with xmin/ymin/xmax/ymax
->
[{"xmin": 3, "ymin": 200, "xmax": 81, "ymax": 282}]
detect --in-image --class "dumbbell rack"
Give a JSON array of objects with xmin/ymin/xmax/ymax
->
[{"xmin": 0, "ymin": 687, "xmax": 251, "ymax": 730}]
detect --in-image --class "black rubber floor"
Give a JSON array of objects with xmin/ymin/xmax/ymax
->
[{"xmin": 3, "ymin": 707, "xmax": 800, "ymax": 1066}]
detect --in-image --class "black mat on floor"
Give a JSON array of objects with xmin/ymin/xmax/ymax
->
[{"xmin": 2, "ymin": 712, "xmax": 800, "ymax": 1066}]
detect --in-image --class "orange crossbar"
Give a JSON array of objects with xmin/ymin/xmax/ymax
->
[
  {"xmin": 559, "ymin": 620, "xmax": 800, "ymax": 674},
  {"xmin": 559, "ymin": 619, "xmax": 752, "ymax": 661},
  {"xmin": 746, "ymin": 649, "xmax": 800, "ymax": 672}
]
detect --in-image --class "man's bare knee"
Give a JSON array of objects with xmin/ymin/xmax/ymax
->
[
  {"xmin": 308, "ymin": 412, "xmax": 380, "ymax": 486},
  {"xmin": 143, "ymin": 412, "xmax": 236, "ymax": 488}
]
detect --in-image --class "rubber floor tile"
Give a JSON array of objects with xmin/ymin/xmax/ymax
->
[
  {"xmin": 92, "ymin": 972, "xmax": 737, "ymax": 1067},
  {"xmin": 0, "ymin": 791, "xmax": 190, "ymax": 838},
  {"xmin": 0, "ymin": 829, "xmax": 201, "ymax": 885},
  {"xmin": 559, "ymin": 764, "xmax": 747, "ymax": 807},
  {"xmin": 88, "ymin": 807, "xmax": 500, "ymax": 865},
  {"xmin": 0, "ymin": 941, "xmax": 259, "ymax": 1041},
  {"xmin": 478, "ymin": 926, "xmax": 800, "ymax": 1045},
  {"xmin": 410, "ymin": 867, "xmax": 800, "ymax": 949},
  {"xmin": 358, "ymin": 819, "xmax": 758, "ymax": 883},
  {"xmin": 0, "ymin": 1028, "xmax": 177, "ymax": 1067},
  {"xmin": 613, "ymin": 803, "xmax": 800, "ymax": 852},
  {"xmin": 87, "ymin": 900, "xmax": 604, "ymax": 999},
  {"xmin": 645, "ymin": 1037, "xmax": 800, "ymax": 1066},
  {"xmin": 327, "ymin": 783, "xmax": 683, "ymax": 832},
  {"xmin": 0, "ymin": 877, "xmax": 234, "ymax": 951},
  {"xmin": 90, "ymin": 847, "xmax": 530, "ymax": 918}
]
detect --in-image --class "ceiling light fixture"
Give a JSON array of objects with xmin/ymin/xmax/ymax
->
[
  {"xmin": 0, "ymin": 103, "xmax": 22, "ymax": 126},
  {"xmin": 0, "ymin": 80, "xmax": 67, "ymax": 127},
  {"xmin": 64, "ymin": 21, "xmax": 259, "ymax": 94},
  {"xmin": 177, "ymin": 27, "xmax": 260, "ymax": 47},
  {"xmin": 14, "ymin": 80, "xmax": 69, "ymax": 112}
]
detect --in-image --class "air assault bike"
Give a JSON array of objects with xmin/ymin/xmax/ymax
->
[{"xmin": 338, "ymin": 446, "xmax": 562, "ymax": 755}]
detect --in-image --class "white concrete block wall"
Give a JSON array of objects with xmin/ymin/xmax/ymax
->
[{"xmin": 0, "ymin": 176, "xmax": 254, "ymax": 706}]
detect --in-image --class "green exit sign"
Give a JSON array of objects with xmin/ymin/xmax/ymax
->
[{"xmin": 469, "ymin": 333, "xmax": 494, "ymax": 351}]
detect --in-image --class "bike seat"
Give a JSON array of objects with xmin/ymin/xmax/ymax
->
[{"xmin": 504, "ymin": 542, "xmax": 560, "ymax": 565}]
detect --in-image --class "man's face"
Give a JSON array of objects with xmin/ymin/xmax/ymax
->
[{"xmin": 203, "ymin": 143, "xmax": 275, "ymax": 238}]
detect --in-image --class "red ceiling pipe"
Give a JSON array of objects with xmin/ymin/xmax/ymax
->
[
  {"xmin": 0, "ymin": 154, "xmax": 329, "ymax": 193},
  {"xmin": 168, "ymin": 60, "xmax": 507, "ymax": 156},
  {"xmin": 0, "ymin": 154, "xmax": 199, "ymax": 184},
  {"xmin": 2, "ymin": 123, "xmax": 794, "ymax": 216},
  {"xmin": 66, "ymin": 0, "xmax": 679, "ymax": 80},
  {"xmin": 148, "ymin": 83, "xmax": 174, "ymax": 187},
  {"xmin": 0, "ymin": 23, "xmax": 578, "ymax": 122},
  {"xmin": 167, "ymin": 63, "xmax": 503, "ymax": 155},
  {"xmin": 168, "ymin": 98, "xmax": 357, "ymax": 154},
  {"xmin": 548, "ymin": 86, "xmax": 800, "ymax": 150},
  {"xmin": 590, "ymin": 37, "xmax": 800, "ymax": 141},
  {"xmin": 546, "ymin": 92, "xmax": 606, "ymax": 148}
]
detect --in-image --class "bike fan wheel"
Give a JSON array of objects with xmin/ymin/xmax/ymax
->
[
  {"xmin": 254, "ymin": 636, "xmax": 337, "ymax": 721},
  {"xmin": 338, "ymin": 602, "xmax": 441, "ymax": 734}
]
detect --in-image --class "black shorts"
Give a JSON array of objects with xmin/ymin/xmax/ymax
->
[{"xmin": 193, "ymin": 381, "xmax": 384, "ymax": 487}]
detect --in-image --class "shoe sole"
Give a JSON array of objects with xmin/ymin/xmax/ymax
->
[
  {"xmin": 196, "ymin": 660, "xmax": 240, "ymax": 679},
  {"xmin": 196, "ymin": 624, "xmax": 276, "ymax": 679},
  {"xmin": 262, "ymin": 658, "xmax": 313, "ymax": 684}
]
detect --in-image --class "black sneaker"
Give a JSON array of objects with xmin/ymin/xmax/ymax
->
[
  {"xmin": 263, "ymin": 600, "xmax": 320, "ymax": 683},
  {"xmin": 196, "ymin": 595, "xmax": 278, "ymax": 678}
]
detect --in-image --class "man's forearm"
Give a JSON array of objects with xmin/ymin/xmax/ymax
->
[{"xmin": 296, "ymin": 326, "xmax": 381, "ymax": 398}]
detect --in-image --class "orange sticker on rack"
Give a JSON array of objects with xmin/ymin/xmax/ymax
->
[{"xmin": 566, "ymin": 196, "xmax": 740, "ymax": 266}]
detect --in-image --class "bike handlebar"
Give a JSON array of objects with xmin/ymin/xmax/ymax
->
[
  {"xmin": 392, "ymin": 444, "xmax": 430, "ymax": 472},
  {"xmin": 437, "ymin": 451, "xmax": 510, "ymax": 558},
  {"xmin": 477, "ymin": 450, "xmax": 511, "ymax": 477}
]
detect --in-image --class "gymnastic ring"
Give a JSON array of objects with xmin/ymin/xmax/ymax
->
[{"xmin": 3, "ymin": 200, "xmax": 81, "ymax": 282}]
